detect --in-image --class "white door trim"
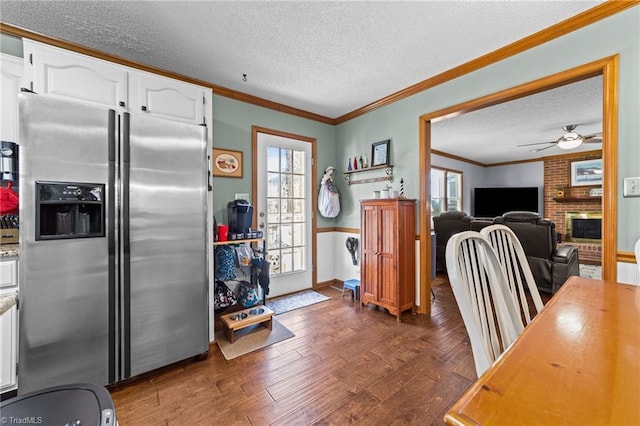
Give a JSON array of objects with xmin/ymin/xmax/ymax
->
[{"xmin": 252, "ymin": 126, "xmax": 317, "ymax": 297}]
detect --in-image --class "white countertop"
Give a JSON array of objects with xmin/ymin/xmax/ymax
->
[{"xmin": 0, "ymin": 243, "xmax": 19, "ymax": 257}]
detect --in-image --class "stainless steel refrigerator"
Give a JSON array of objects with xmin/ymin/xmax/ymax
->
[{"xmin": 18, "ymin": 93, "xmax": 209, "ymax": 394}]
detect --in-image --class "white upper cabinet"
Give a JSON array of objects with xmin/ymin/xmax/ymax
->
[
  {"xmin": 1, "ymin": 54, "xmax": 24, "ymax": 143},
  {"xmin": 132, "ymin": 71, "xmax": 206, "ymax": 125},
  {"xmin": 22, "ymin": 39, "xmax": 211, "ymax": 126},
  {"xmin": 23, "ymin": 39, "xmax": 128, "ymax": 110}
]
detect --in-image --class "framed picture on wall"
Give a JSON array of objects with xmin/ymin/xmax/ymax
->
[
  {"xmin": 570, "ymin": 158, "xmax": 602, "ymax": 186},
  {"xmin": 212, "ymin": 148, "xmax": 243, "ymax": 178},
  {"xmin": 371, "ymin": 139, "xmax": 390, "ymax": 167}
]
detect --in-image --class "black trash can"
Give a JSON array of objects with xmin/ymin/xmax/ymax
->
[{"xmin": 0, "ymin": 383, "xmax": 116, "ymax": 425}]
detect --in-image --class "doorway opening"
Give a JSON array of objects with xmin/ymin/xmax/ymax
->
[{"xmin": 418, "ymin": 55, "xmax": 619, "ymax": 313}]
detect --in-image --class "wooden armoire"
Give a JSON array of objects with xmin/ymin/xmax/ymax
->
[{"xmin": 360, "ymin": 199, "xmax": 416, "ymax": 321}]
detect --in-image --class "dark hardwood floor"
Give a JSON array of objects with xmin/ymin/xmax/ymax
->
[{"xmin": 111, "ymin": 275, "xmax": 517, "ymax": 425}]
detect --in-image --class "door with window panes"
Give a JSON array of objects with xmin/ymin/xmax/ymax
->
[
  {"xmin": 256, "ymin": 131, "xmax": 313, "ymax": 297},
  {"xmin": 431, "ymin": 167, "xmax": 462, "ymax": 225}
]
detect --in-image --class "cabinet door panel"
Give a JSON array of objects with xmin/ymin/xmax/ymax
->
[
  {"xmin": 0, "ymin": 305, "xmax": 17, "ymax": 391},
  {"xmin": 134, "ymin": 72, "xmax": 204, "ymax": 124},
  {"xmin": 379, "ymin": 254, "xmax": 397, "ymax": 305},
  {"xmin": 1, "ymin": 54, "xmax": 23, "ymax": 143},
  {"xmin": 0, "ymin": 260, "xmax": 18, "ymax": 289},
  {"xmin": 25, "ymin": 40, "xmax": 127, "ymax": 109},
  {"xmin": 379, "ymin": 206, "xmax": 397, "ymax": 254},
  {"xmin": 360, "ymin": 205, "xmax": 379, "ymax": 300}
]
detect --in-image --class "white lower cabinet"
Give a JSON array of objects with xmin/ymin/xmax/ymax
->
[{"xmin": 1, "ymin": 304, "xmax": 17, "ymax": 393}]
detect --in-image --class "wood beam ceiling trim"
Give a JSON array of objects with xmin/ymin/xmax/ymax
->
[
  {"xmin": 487, "ymin": 149, "xmax": 603, "ymax": 168},
  {"xmin": 431, "ymin": 149, "xmax": 486, "ymax": 167},
  {"xmin": 432, "ymin": 149, "xmax": 604, "ymax": 169},
  {"xmin": 424, "ymin": 56, "xmax": 615, "ymax": 123},
  {"xmin": 214, "ymin": 86, "xmax": 334, "ymax": 124},
  {"xmin": 335, "ymin": 1, "xmax": 638, "ymax": 124}
]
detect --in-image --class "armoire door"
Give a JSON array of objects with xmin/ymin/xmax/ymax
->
[
  {"xmin": 378, "ymin": 205, "xmax": 398, "ymax": 306},
  {"xmin": 361, "ymin": 204, "xmax": 380, "ymax": 302}
]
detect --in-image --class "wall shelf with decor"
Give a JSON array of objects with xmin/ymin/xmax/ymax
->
[
  {"xmin": 343, "ymin": 165, "xmax": 394, "ymax": 185},
  {"xmin": 552, "ymin": 197, "xmax": 602, "ymax": 203}
]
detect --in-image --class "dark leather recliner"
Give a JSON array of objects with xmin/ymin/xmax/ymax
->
[
  {"xmin": 433, "ymin": 211, "xmax": 471, "ymax": 272},
  {"xmin": 494, "ymin": 211, "xmax": 579, "ymax": 293}
]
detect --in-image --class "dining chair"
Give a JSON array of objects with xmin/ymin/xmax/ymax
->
[
  {"xmin": 635, "ymin": 238, "xmax": 640, "ymax": 276},
  {"xmin": 480, "ymin": 224, "xmax": 544, "ymax": 325},
  {"xmin": 446, "ymin": 231, "xmax": 525, "ymax": 377}
]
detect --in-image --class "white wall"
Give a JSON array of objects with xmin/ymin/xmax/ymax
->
[
  {"xmin": 330, "ymin": 231, "xmax": 361, "ymax": 282},
  {"xmin": 430, "ymin": 155, "xmax": 544, "ymax": 217},
  {"xmin": 617, "ymin": 262, "xmax": 640, "ymax": 286},
  {"xmin": 482, "ymin": 162, "xmax": 545, "ymax": 215}
]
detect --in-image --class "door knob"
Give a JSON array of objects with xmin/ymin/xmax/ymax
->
[{"xmin": 259, "ymin": 222, "xmax": 265, "ymax": 229}]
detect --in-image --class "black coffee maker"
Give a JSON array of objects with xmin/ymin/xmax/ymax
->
[
  {"xmin": 227, "ymin": 199, "xmax": 253, "ymax": 238},
  {"xmin": 1, "ymin": 141, "xmax": 18, "ymax": 183}
]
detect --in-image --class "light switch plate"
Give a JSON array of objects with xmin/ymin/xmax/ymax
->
[
  {"xmin": 623, "ymin": 177, "xmax": 640, "ymax": 197},
  {"xmin": 235, "ymin": 193, "xmax": 250, "ymax": 201}
]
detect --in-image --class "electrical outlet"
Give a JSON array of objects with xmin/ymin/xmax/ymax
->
[
  {"xmin": 235, "ymin": 193, "xmax": 250, "ymax": 201},
  {"xmin": 623, "ymin": 177, "xmax": 640, "ymax": 197}
]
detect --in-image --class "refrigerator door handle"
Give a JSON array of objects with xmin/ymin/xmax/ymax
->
[
  {"xmin": 107, "ymin": 109, "xmax": 117, "ymax": 383},
  {"xmin": 122, "ymin": 112, "xmax": 132, "ymax": 378}
]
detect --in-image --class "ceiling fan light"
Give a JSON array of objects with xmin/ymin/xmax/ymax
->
[{"xmin": 557, "ymin": 133, "xmax": 583, "ymax": 149}]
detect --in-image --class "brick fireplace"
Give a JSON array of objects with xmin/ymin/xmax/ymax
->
[{"xmin": 544, "ymin": 151, "xmax": 602, "ymax": 265}]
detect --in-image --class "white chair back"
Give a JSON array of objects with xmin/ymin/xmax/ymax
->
[
  {"xmin": 481, "ymin": 224, "xmax": 544, "ymax": 325},
  {"xmin": 446, "ymin": 231, "xmax": 525, "ymax": 376},
  {"xmin": 635, "ymin": 238, "xmax": 640, "ymax": 276}
]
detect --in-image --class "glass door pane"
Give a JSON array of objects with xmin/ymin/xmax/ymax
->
[{"xmin": 265, "ymin": 145, "xmax": 307, "ymax": 276}]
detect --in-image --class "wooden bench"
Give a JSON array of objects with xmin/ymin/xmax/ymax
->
[{"xmin": 219, "ymin": 305, "xmax": 274, "ymax": 343}]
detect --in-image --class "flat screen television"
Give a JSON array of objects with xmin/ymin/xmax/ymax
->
[{"xmin": 473, "ymin": 187, "xmax": 539, "ymax": 218}]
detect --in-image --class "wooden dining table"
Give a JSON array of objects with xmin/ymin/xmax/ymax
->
[{"xmin": 445, "ymin": 276, "xmax": 640, "ymax": 425}]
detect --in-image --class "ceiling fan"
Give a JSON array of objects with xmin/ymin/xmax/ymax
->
[{"xmin": 517, "ymin": 124, "xmax": 602, "ymax": 152}]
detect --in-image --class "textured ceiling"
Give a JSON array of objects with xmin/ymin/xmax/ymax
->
[
  {"xmin": 432, "ymin": 76, "xmax": 603, "ymax": 164},
  {"xmin": 1, "ymin": 1, "xmax": 605, "ymax": 163}
]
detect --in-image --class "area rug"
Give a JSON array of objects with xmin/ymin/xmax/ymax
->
[
  {"xmin": 215, "ymin": 319, "xmax": 294, "ymax": 360},
  {"xmin": 266, "ymin": 290, "xmax": 330, "ymax": 315}
]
